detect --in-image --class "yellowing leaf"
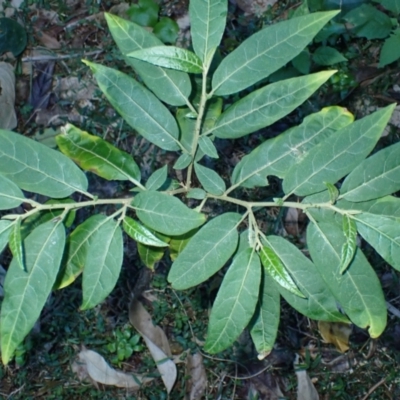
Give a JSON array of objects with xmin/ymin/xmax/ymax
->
[{"xmin": 318, "ymin": 321, "xmax": 352, "ymax": 353}]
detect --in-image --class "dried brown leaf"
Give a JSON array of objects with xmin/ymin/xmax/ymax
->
[
  {"xmin": 295, "ymin": 355, "xmax": 319, "ymax": 400},
  {"xmin": 186, "ymin": 353, "xmax": 206, "ymax": 400},
  {"xmin": 318, "ymin": 321, "xmax": 352, "ymax": 353}
]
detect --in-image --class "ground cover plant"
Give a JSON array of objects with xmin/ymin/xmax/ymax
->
[{"xmin": 1, "ymin": 0, "xmax": 400, "ymax": 397}]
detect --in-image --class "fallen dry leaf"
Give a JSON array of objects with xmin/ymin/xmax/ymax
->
[
  {"xmin": 186, "ymin": 353, "xmax": 206, "ymax": 400},
  {"xmin": 295, "ymin": 355, "xmax": 319, "ymax": 400},
  {"xmin": 318, "ymin": 321, "xmax": 352, "ymax": 353},
  {"xmin": 0, "ymin": 62, "xmax": 17, "ymax": 129}
]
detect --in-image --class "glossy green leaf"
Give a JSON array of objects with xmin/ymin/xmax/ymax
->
[
  {"xmin": 211, "ymin": 11, "xmax": 338, "ymax": 96},
  {"xmin": 325, "ymin": 182, "xmax": 339, "ymax": 204},
  {"xmin": 337, "ymin": 196, "xmax": 400, "ymax": 218},
  {"xmin": 0, "ymin": 220, "xmax": 12, "ymax": 254},
  {"xmin": 353, "ymin": 213, "xmax": 400, "ymax": 271},
  {"xmin": 340, "ymin": 215, "xmax": 357, "ymax": 274},
  {"xmin": 8, "ymin": 218, "xmax": 23, "ymax": 271},
  {"xmin": 146, "ymin": 166, "xmax": 168, "ymax": 191},
  {"xmin": 132, "ymin": 191, "xmax": 206, "ymax": 236},
  {"xmin": 0, "ymin": 129, "xmax": 88, "ymax": 198},
  {"xmin": 128, "ymin": 46, "xmax": 203, "ymax": 73},
  {"xmin": 105, "ymin": 13, "xmax": 191, "ymax": 106},
  {"xmin": 153, "ymin": 17, "xmax": 179, "ymax": 44},
  {"xmin": 173, "ymin": 153, "xmax": 192, "ymax": 170},
  {"xmin": 137, "ymin": 242, "xmax": 165, "ymax": 269},
  {"xmin": 189, "ymin": 0, "xmax": 227, "ymax": 62},
  {"xmin": 312, "ymin": 46, "xmax": 347, "ymax": 65},
  {"xmin": 266, "ymin": 235, "xmax": 348, "ymax": 322},
  {"xmin": 187, "ymin": 188, "xmax": 206, "ymax": 200},
  {"xmin": 250, "ymin": 272, "xmax": 280, "ymax": 360},
  {"xmin": 57, "ymin": 124, "xmax": 141, "ymax": 185},
  {"xmin": 232, "ymin": 106, "xmax": 354, "ymax": 188},
  {"xmin": 83, "ymin": 61, "xmax": 181, "ymax": 152},
  {"xmin": 81, "ymin": 220, "xmax": 123, "ymax": 310},
  {"xmin": 259, "ymin": 245, "xmax": 304, "ymax": 298},
  {"xmin": 205, "ymin": 249, "xmax": 261, "ymax": 353},
  {"xmin": 0, "ymin": 173, "xmax": 25, "ymax": 210},
  {"xmin": 198, "ymin": 136, "xmax": 218, "ymax": 159},
  {"xmin": 0, "ymin": 220, "xmax": 65, "ymax": 364},
  {"xmin": 194, "ymin": 163, "xmax": 225, "ymax": 195},
  {"xmin": 168, "ymin": 212, "xmax": 241, "ymax": 289},
  {"xmin": 211, "ymin": 71, "xmax": 334, "ymax": 139},
  {"xmin": 340, "ymin": 141, "xmax": 400, "ymax": 202},
  {"xmin": 283, "ymin": 104, "xmax": 395, "ymax": 196},
  {"xmin": 123, "ymin": 216, "xmax": 168, "ymax": 247},
  {"xmin": 169, "ymin": 228, "xmax": 198, "ymax": 261},
  {"xmin": 307, "ymin": 221, "xmax": 386, "ymax": 337}
]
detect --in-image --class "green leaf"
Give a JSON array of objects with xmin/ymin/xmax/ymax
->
[
  {"xmin": 202, "ymin": 98, "xmax": 223, "ymax": 135},
  {"xmin": 0, "ymin": 129, "xmax": 88, "ymax": 198},
  {"xmin": 211, "ymin": 11, "xmax": 338, "ymax": 96},
  {"xmin": 339, "ymin": 215, "xmax": 357, "ymax": 274},
  {"xmin": 173, "ymin": 153, "xmax": 192, "ymax": 170},
  {"xmin": 337, "ymin": 196, "xmax": 400, "ymax": 218},
  {"xmin": 8, "ymin": 218, "xmax": 24, "ymax": 271},
  {"xmin": 0, "ymin": 17, "xmax": 27, "ymax": 56},
  {"xmin": 250, "ymin": 272, "xmax": 280, "ymax": 360},
  {"xmin": 168, "ymin": 212, "xmax": 241, "ymax": 289},
  {"xmin": 341, "ymin": 141, "xmax": 400, "ymax": 202},
  {"xmin": 312, "ymin": 46, "xmax": 347, "ymax": 65},
  {"xmin": 211, "ymin": 71, "xmax": 335, "ymax": 139},
  {"xmin": 379, "ymin": 29, "xmax": 400, "ymax": 67},
  {"xmin": 105, "ymin": 13, "xmax": 191, "ymax": 106},
  {"xmin": 375, "ymin": 0, "xmax": 400, "ymax": 15},
  {"xmin": 189, "ymin": 0, "xmax": 227, "ymax": 62},
  {"xmin": 194, "ymin": 163, "xmax": 226, "ymax": 195},
  {"xmin": 128, "ymin": 46, "xmax": 203, "ymax": 73},
  {"xmin": 186, "ymin": 188, "xmax": 206, "ymax": 200},
  {"xmin": 83, "ymin": 61, "xmax": 181, "ymax": 152},
  {"xmin": 283, "ymin": 104, "xmax": 395, "ymax": 196},
  {"xmin": 57, "ymin": 124, "xmax": 141, "ymax": 185},
  {"xmin": 259, "ymin": 245, "xmax": 304, "ymax": 298},
  {"xmin": 137, "ymin": 242, "xmax": 165, "ymax": 269},
  {"xmin": 353, "ymin": 213, "xmax": 400, "ymax": 271},
  {"xmin": 123, "ymin": 216, "xmax": 168, "ymax": 247},
  {"xmin": 292, "ymin": 50, "xmax": 311, "ymax": 74},
  {"xmin": 232, "ymin": 106, "xmax": 354, "ymax": 188},
  {"xmin": 325, "ymin": 182, "xmax": 339, "ymax": 204},
  {"xmin": 266, "ymin": 235, "xmax": 348, "ymax": 322},
  {"xmin": 127, "ymin": 0, "xmax": 159, "ymax": 27},
  {"xmin": 153, "ymin": 17, "xmax": 179, "ymax": 44},
  {"xmin": 132, "ymin": 191, "xmax": 206, "ymax": 236},
  {"xmin": 177, "ymin": 108, "xmax": 197, "ymax": 153},
  {"xmin": 81, "ymin": 220, "xmax": 123, "ymax": 310},
  {"xmin": 205, "ymin": 249, "xmax": 261, "ymax": 353},
  {"xmin": 0, "ymin": 220, "xmax": 12, "ymax": 254},
  {"xmin": 0, "ymin": 173, "xmax": 25, "ymax": 210},
  {"xmin": 307, "ymin": 221, "xmax": 386, "ymax": 338},
  {"xmin": 169, "ymin": 228, "xmax": 198, "ymax": 261},
  {"xmin": 198, "ymin": 136, "xmax": 218, "ymax": 159},
  {"xmin": 145, "ymin": 166, "xmax": 168, "ymax": 191},
  {"xmin": 0, "ymin": 220, "xmax": 65, "ymax": 364}
]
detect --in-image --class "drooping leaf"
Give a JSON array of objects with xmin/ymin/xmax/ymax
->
[
  {"xmin": 312, "ymin": 46, "xmax": 347, "ymax": 65},
  {"xmin": 123, "ymin": 216, "xmax": 168, "ymax": 247},
  {"xmin": 189, "ymin": 0, "xmax": 227, "ymax": 62},
  {"xmin": 339, "ymin": 214, "xmax": 357, "ymax": 274},
  {"xmin": 56, "ymin": 124, "xmax": 141, "ymax": 185},
  {"xmin": 198, "ymin": 136, "xmax": 218, "ymax": 159},
  {"xmin": 105, "ymin": 13, "xmax": 191, "ymax": 106},
  {"xmin": 169, "ymin": 228, "xmax": 198, "ymax": 261},
  {"xmin": 132, "ymin": 191, "xmax": 206, "ymax": 236},
  {"xmin": 0, "ymin": 129, "xmax": 88, "ymax": 198},
  {"xmin": 137, "ymin": 242, "xmax": 165, "ymax": 269},
  {"xmin": 205, "ymin": 249, "xmax": 261, "ymax": 353},
  {"xmin": 211, "ymin": 11, "xmax": 338, "ymax": 96},
  {"xmin": 340, "ymin": 141, "xmax": 400, "ymax": 202},
  {"xmin": 250, "ymin": 272, "xmax": 280, "ymax": 360},
  {"xmin": 8, "ymin": 218, "xmax": 24, "ymax": 271},
  {"xmin": 81, "ymin": 220, "xmax": 123, "ymax": 310},
  {"xmin": 0, "ymin": 220, "xmax": 65, "ymax": 364},
  {"xmin": 173, "ymin": 153, "xmax": 192, "ymax": 170},
  {"xmin": 283, "ymin": 105, "xmax": 395, "ymax": 197},
  {"xmin": 211, "ymin": 72, "xmax": 334, "ymax": 139},
  {"xmin": 0, "ymin": 220, "xmax": 12, "ymax": 254},
  {"xmin": 83, "ymin": 61, "xmax": 181, "ymax": 152},
  {"xmin": 231, "ymin": 106, "xmax": 354, "ymax": 188},
  {"xmin": 168, "ymin": 212, "xmax": 241, "ymax": 289},
  {"xmin": 128, "ymin": 46, "xmax": 203, "ymax": 74},
  {"xmin": 146, "ymin": 166, "xmax": 168, "ymax": 191},
  {"xmin": 194, "ymin": 163, "xmax": 225, "ymax": 195},
  {"xmin": 307, "ymin": 220, "xmax": 386, "ymax": 338},
  {"xmin": 0, "ymin": 173, "xmax": 25, "ymax": 210}
]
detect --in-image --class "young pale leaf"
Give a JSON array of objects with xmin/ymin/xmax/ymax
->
[
  {"xmin": 211, "ymin": 71, "xmax": 335, "ymax": 139},
  {"xmin": 128, "ymin": 46, "xmax": 203, "ymax": 74},
  {"xmin": 198, "ymin": 136, "xmax": 218, "ymax": 159},
  {"xmin": 0, "ymin": 129, "xmax": 88, "ymax": 198},
  {"xmin": 55, "ymin": 214, "xmax": 109, "ymax": 289},
  {"xmin": 173, "ymin": 153, "xmax": 192, "ymax": 170},
  {"xmin": 0, "ymin": 220, "xmax": 65, "ymax": 364},
  {"xmin": 0, "ymin": 220, "xmax": 12, "ymax": 254},
  {"xmin": 0, "ymin": 174, "xmax": 25, "ymax": 210},
  {"xmin": 8, "ymin": 218, "xmax": 24, "ymax": 271},
  {"xmin": 146, "ymin": 166, "xmax": 168, "ymax": 191},
  {"xmin": 259, "ymin": 245, "xmax": 304, "ymax": 298},
  {"xmin": 81, "ymin": 220, "xmax": 123, "ymax": 310},
  {"xmin": 250, "ymin": 272, "xmax": 280, "ymax": 360},
  {"xmin": 353, "ymin": 213, "xmax": 400, "ymax": 271},
  {"xmin": 132, "ymin": 191, "xmax": 206, "ymax": 236},
  {"xmin": 57, "ymin": 124, "xmax": 141, "ymax": 185},
  {"xmin": 168, "ymin": 212, "xmax": 241, "ymax": 289},
  {"xmin": 337, "ymin": 196, "xmax": 400, "ymax": 218},
  {"xmin": 211, "ymin": 11, "xmax": 338, "ymax": 96},
  {"xmin": 340, "ymin": 141, "xmax": 400, "ymax": 202},
  {"xmin": 169, "ymin": 228, "xmax": 198, "ymax": 261},
  {"xmin": 137, "ymin": 242, "xmax": 165, "ymax": 269},
  {"xmin": 187, "ymin": 188, "xmax": 206, "ymax": 200},
  {"xmin": 205, "ymin": 249, "xmax": 261, "ymax": 354},
  {"xmin": 283, "ymin": 104, "xmax": 395, "ymax": 197},
  {"xmin": 83, "ymin": 61, "xmax": 181, "ymax": 152},
  {"xmin": 307, "ymin": 221, "xmax": 386, "ymax": 338},
  {"xmin": 339, "ymin": 215, "xmax": 357, "ymax": 274},
  {"xmin": 202, "ymin": 98, "xmax": 223, "ymax": 134},
  {"xmin": 194, "ymin": 163, "xmax": 226, "ymax": 195},
  {"xmin": 266, "ymin": 235, "xmax": 348, "ymax": 322},
  {"xmin": 123, "ymin": 216, "xmax": 168, "ymax": 247},
  {"xmin": 189, "ymin": 0, "xmax": 227, "ymax": 62},
  {"xmin": 325, "ymin": 182, "xmax": 339, "ymax": 204},
  {"xmin": 105, "ymin": 13, "xmax": 191, "ymax": 106},
  {"xmin": 232, "ymin": 106, "xmax": 354, "ymax": 188}
]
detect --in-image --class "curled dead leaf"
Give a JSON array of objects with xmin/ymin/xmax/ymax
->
[
  {"xmin": 318, "ymin": 321, "xmax": 352, "ymax": 353},
  {"xmin": 186, "ymin": 353, "xmax": 207, "ymax": 400}
]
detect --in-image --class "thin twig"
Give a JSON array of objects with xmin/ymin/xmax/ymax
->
[
  {"xmin": 361, "ymin": 377, "xmax": 386, "ymax": 400},
  {"xmin": 22, "ymin": 50, "xmax": 103, "ymax": 63}
]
